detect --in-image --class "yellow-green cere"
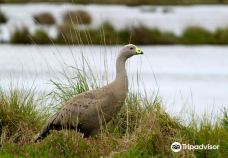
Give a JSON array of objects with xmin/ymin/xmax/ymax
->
[{"xmin": 136, "ymin": 47, "xmax": 143, "ymax": 54}]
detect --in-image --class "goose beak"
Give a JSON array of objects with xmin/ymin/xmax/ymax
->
[{"xmin": 136, "ymin": 47, "xmax": 143, "ymax": 55}]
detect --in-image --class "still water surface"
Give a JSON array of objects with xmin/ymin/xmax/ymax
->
[{"xmin": 0, "ymin": 45, "xmax": 227, "ymax": 117}]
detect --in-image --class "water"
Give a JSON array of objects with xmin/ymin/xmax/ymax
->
[
  {"xmin": 0, "ymin": 44, "xmax": 227, "ymax": 117},
  {"xmin": 1, "ymin": 4, "xmax": 228, "ymax": 41}
]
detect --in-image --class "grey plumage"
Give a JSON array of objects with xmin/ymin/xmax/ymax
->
[{"xmin": 34, "ymin": 44, "xmax": 143, "ymax": 141}]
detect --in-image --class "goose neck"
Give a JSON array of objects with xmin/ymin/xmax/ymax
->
[{"xmin": 116, "ymin": 54, "xmax": 127, "ymax": 79}]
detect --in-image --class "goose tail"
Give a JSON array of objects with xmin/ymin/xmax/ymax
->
[{"xmin": 33, "ymin": 113, "xmax": 59, "ymax": 142}]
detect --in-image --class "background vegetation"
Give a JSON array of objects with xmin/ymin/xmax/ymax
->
[
  {"xmin": 63, "ymin": 10, "xmax": 92, "ymax": 25},
  {"xmin": 2, "ymin": 8, "xmax": 228, "ymax": 45},
  {"xmin": 33, "ymin": 12, "xmax": 56, "ymax": 25},
  {"xmin": 0, "ymin": 10, "xmax": 7, "ymax": 24},
  {"xmin": 8, "ymin": 24, "xmax": 228, "ymax": 45}
]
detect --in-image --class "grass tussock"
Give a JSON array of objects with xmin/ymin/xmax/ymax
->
[
  {"xmin": 0, "ymin": 88, "xmax": 48, "ymax": 146},
  {"xmin": 180, "ymin": 26, "xmax": 215, "ymax": 44},
  {"xmin": 223, "ymin": 108, "xmax": 228, "ymax": 130},
  {"xmin": 63, "ymin": 10, "xmax": 92, "ymax": 25},
  {"xmin": 33, "ymin": 12, "xmax": 55, "ymax": 25},
  {"xmin": 0, "ymin": 10, "xmax": 7, "ymax": 24},
  {"xmin": 32, "ymin": 29, "xmax": 52, "ymax": 44},
  {"xmin": 10, "ymin": 27, "xmax": 32, "ymax": 44},
  {"xmin": 131, "ymin": 26, "xmax": 177, "ymax": 45},
  {"xmin": 214, "ymin": 28, "xmax": 228, "ymax": 45},
  {"xmin": 10, "ymin": 27, "xmax": 52, "ymax": 45}
]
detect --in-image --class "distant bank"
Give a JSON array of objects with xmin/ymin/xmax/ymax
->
[{"xmin": 1, "ymin": 4, "xmax": 228, "ymax": 45}]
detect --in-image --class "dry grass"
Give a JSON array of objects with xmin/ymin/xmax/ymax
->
[{"xmin": 0, "ymin": 84, "xmax": 226, "ymax": 157}]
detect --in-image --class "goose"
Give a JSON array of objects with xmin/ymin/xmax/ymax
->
[{"xmin": 34, "ymin": 44, "xmax": 143, "ymax": 141}]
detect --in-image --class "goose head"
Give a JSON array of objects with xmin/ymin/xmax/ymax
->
[{"xmin": 119, "ymin": 44, "xmax": 143, "ymax": 59}]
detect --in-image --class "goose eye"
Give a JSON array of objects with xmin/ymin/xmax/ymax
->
[{"xmin": 130, "ymin": 47, "xmax": 134, "ymax": 50}]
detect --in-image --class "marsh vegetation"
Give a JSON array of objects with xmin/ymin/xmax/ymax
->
[
  {"xmin": 7, "ymin": 24, "xmax": 228, "ymax": 45},
  {"xmin": 0, "ymin": 10, "xmax": 7, "ymax": 24},
  {"xmin": 2, "ymin": 5, "xmax": 228, "ymax": 45},
  {"xmin": 33, "ymin": 12, "xmax": 56, "ymax": 25}
]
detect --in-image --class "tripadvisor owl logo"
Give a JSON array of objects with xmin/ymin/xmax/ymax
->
[
  {"xmin": 171, "ymin": 142, "xmax": 182, "ymax": 152},
  {"xmin": 171, "ymin": 142, "xmax": 219, "ymax": 152}
]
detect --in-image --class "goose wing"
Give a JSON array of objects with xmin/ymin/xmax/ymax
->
[{"xmin": 35, "ymin": 89, "xmax": 110, "ymax": 140}]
